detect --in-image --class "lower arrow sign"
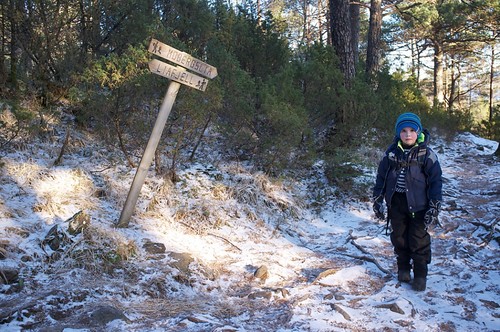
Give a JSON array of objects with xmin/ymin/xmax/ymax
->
[{"xmin": 149, "ymin": 59, "xmax": 209, "ymax": 92}]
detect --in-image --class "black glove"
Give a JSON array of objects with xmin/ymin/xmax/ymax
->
[
  {"xmin": 373, "ymin": 196, "xmax": 385, "ymax": 221},
  {"xmin": 424, "ymin": 200, "xmax": 441, "ymax": 230}
]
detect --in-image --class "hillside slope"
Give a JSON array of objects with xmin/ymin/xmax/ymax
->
[{"xmin": 1, "ymin": 126, "xmax": 499, "ymax": 331}]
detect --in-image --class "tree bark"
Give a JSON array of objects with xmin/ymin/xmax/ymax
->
[
  {"xmin": 318, "ymin": 0, "xmax": 326, "ymax": 44},
  {"xmin": 302, "ymin": 0, "xmax": 310, "ymax": 45},
  {"xmin": 489, "ymin": 45, "xmax": 494, "ymax": 123},
  {"xmin": 410, "ymin": 39, "xmax": 423, "ymax": 88},
  {"xmin": 366, "ymin": 0, "xmax": 382, "ymax": 81},
  {"xmin": 326, "ymin": 0, "xmax": 331, "ymax": 45},
  {"xmin": 447, "ymin": 56, "xmax": 460, "ymax": 112},
  {"xmin": 0, "ymin": 1, "xmax": 6, "ymax": 86},
  {"xmin": 350, "ymin": 3, "xmax": 360, "ymax": 66},
  {"xmin": 78, "ymin": 0, "xmax": 89, "ymax": 61},
  {"xmin": 433, "ymin": 39, "xmax": 445, "ymax": 108},
  {"xmin": 330, "ymin": 0, "xmax": 355, "ymax": 86},
  {"xmin": 189, "ymin": 114, "xmax": 212, "ymax": 162},
  {"xmin": 8, "ymin": 0, "xmax": 18, "ymax": 91},
  {"xmin": 54, "ymin": 127, "xmax": 71, "ymax": 166}
]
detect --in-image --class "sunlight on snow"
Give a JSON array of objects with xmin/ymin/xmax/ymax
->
[{"xmin": 4, "ymin": 160, "xmax": 95, "ymax": 220}]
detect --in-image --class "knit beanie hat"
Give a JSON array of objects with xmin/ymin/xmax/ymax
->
[{"xmin": 395, "ymin": 112, "xmax": 422, "ymax": 135}]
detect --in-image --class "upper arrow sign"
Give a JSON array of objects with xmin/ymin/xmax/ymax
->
[{"xmin": 148, "ymin": 38, "xmax": 218, "ymax": 79}]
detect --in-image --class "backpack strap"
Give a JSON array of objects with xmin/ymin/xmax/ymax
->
[
  {"xmin": 395, "ymin": 146, "xmax": 427, "ymax": 169},
  {"xmin": 417, "ymin": 146, "xmax": 427, "ymax": 167}
]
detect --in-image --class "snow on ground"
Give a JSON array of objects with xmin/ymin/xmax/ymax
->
[{"xmin": 0, "ymin": 128, "xmax": 499, "ymax": 332}]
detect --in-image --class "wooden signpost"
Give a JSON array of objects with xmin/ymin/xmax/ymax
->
[
  {"xmin": 148, "ymin": 38, "xmax": 218, "ymax": 79},
  {"xmin": 149, "ymin": 59, "xmax": 209, "ymax": 92},
  {"xmin": 117, "ymin": 38, "xmax": 217, "ymax": 228}
]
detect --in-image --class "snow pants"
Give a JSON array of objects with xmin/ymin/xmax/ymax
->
[{"xmin": 389, "ymin": 192, "xmax": 431, "ymax": 278}]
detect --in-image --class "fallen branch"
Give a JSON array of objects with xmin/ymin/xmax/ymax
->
[
  {"xmin": 467, "ymin": 218, "xmax": 499, "ymax": 245},
  {"xmin": 177, "ymin": 221, "xmax": 243, "ymax": 252},
  {"xmin": 347, "ymin": 230, "xmax": 392, "ymax": 275},
  {"xmin": 375, "ymin": 302, "xmax": 405, "ymax": 315},
  {"xmin": 342, "ymin": 253, "xmax": 392, "ymax": 275},
  {"xmin": 330, "ymin": 303, "xmax": 351, "ymax": 321},
  {"xmin": 207, "ymin": 233, "xmax": 242, "ymax": 252},
  {"xmin": 402, "ymin": 296, "xmax": 417, "ymax": 318},
  {"xmin": 53, "ymin": 126, "xmax": 71, "ymax": 166}
]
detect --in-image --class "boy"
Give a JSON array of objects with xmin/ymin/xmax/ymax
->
[{"xmin": 373, "ymin": 112, "xmax": 443, "ymax": 291}]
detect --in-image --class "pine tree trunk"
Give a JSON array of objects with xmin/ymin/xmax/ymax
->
[
  {"xmin": 330, "ymin": 0, "xmax": 355, "ymax": 86},
  {"xmin": 0, "ymin": 1, "xmax": 5, "ymax": 86},
  {"xmin": 366, "ymin": 0, "xmax": 382, "ymax": 81},
  {"xmin": 8, "ymin": 0, "xmax": 18, "ymax": 90},
  {"xmin": 489, "ymin": 46, "xmax": 495, "ymax": 123},
  {"xmin": 433, "ymin": 39, "xmax": 445, "ymax": 108},
  {"xmin": 448, "ymin": 56, "xmax": 459, "ymax": 112},
  {"xmin": 350, "ymin": 3, "xmax": 360, "ymax": 66}
]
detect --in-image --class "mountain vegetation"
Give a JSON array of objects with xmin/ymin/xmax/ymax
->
[{"xmin": 0, "ymin": 2, "xmax": 499, "ymax": 329}]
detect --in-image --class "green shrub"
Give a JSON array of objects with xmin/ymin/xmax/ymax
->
[
  {"xmin": 0, "ymin": 100, "xmax": 36, "ymax": 150},
  {"xmin": 474, "ymin": 105, "xmax": 500, "ymax": 142}
]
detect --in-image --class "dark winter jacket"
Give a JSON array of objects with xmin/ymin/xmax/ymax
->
[{"xmin": 373, "ymin": 129, "xmax": 443, "ymax": 213}]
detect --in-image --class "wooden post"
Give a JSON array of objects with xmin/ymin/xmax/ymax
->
[
  {"xmin": 116, "ymin": 81, "xmax": 181, "ymax": 228},
  {"xmin": 116, "ymin": 38, "xmax": 217, "ymax": 227}
]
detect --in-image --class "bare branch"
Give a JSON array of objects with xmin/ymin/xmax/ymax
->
[{"xmin": 346, "ymin": 230, "xmax": 392, "ymax": 275}]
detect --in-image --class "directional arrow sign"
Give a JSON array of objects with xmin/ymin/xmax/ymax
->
[
  {"xmin": 148, "ymin": 38, "xmax": 218, "ymax": 79},
  {"xmin": 149, "ymin": 59, "xmax": 209, "ymax": 92}
]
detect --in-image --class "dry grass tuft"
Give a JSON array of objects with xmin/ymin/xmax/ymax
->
[
  {"xmin": 232, "ymin": 173, "xmax": 303, "ymax": 220},
  {"xmin": 3, "ymin": 159, "xmax": 43, "ymax": 187},
  {"xmin": 54, "ymin": 224, "xmax": 137, "ymax": 273},
  {"xmin": 211, "ymin": 183, "xmax": 232, "ymax": 201},
  {"xmin": 173, "ymin": 201, "xmax": 228, "ymax": 234},
  {"xmin": 0, "ymin": 241, "xmax": 7, "ymax": 259},
  {"xmin": 140, "ymin": 164, "xmax": 303, "ymax": 236},
  {"xmin": 32, "ymin": 168, "xmax": 96, "ymax": 215},
  {"xmin": 3, "ymin": 160, "xmax": 97, "ymax": 217}
]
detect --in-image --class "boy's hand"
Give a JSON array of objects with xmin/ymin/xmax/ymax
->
[
  {"xmin": 373, "ymin": 197, "xmax": 385, "ymax": 221},
  {"xmin": 424, "ymin": 200, "xmax": 441, "ymax": 230}
]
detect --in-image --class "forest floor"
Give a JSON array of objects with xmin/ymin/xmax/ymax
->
[{"xmin": 0, "ymin": 120, "xmax": 499, "ymax": 332}]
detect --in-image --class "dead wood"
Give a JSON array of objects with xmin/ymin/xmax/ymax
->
[
  {"xmin": 375, "ymin": 302, "xmax": 405, "ymax": 315},
  {"xmin": 330, "ymin": 303, "xmax": 351, "ymax": 321},
  {"xmin": 207, "ymin": 233, "xmax": 242, "ymax": 252},
  {"xmin": 347, "ymin": 230, "xmax": 391, "ymax": 275},
  {"xmin": 53, "ymin": 126, "xmax": 71, "ymax": 166},
  {"xmin": 468, "ymin": 218, "xmax": 499, "ymax": 244}
]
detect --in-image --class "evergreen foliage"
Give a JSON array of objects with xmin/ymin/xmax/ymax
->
[
  {"xmin": 476, "ymin": 105, "xmax": 500, "ymax": 143},
  {"xmin": 78, "ymin": 45, "xmax": 154, "ymax": 165},
  {"xmin": 0, "ymin": 0, "xmax": 497, "ymax": 185},
  {"xmin": 0, "ymin": 101, "xmax": 35, "ymax": 150},
  {"xmin": 254, "ymin": 65, "xmax": 308, "ymax": 173}
]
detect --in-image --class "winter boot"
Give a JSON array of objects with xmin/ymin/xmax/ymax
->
[
  {"xmin": 412, "ymin": 277, "xmax": 427, "ymax": 291},
  {"xmin": 412, "ymin": 261, "xmax": 428, "ymax": 291},
  {"xmin": 397, "ymin": 270, "xmax": 411, "ymax": 282}
]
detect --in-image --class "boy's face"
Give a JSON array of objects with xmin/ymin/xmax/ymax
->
[{"xmin": 399, "ymin": 127, "xmax": 418, "ymax": 146}]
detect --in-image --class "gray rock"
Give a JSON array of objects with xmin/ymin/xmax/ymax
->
[
  {"xmin": 167, "ymin": 252, "xmax": 194, "ymax": 275},
  {"xmin": 67, "ymin": 211, "xmax": 90, "ymax": 235},
  {"xmin": 0, "ymin": 267, "xmax": 18, "ymax": 284},
  {"xmin": 248, "ymin": 291, "xmax": 273, "ymax": 300},
  {"xmin": 143, "ymin": 241, "xmax": 166, "ymax": 255},
  {"xmin": 254, "ymin": 265, "xmax": 269, "ymax": 281},
  {"xmin": 90, "ymin": 305, "xmax": 130, "ymax": 325}
]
